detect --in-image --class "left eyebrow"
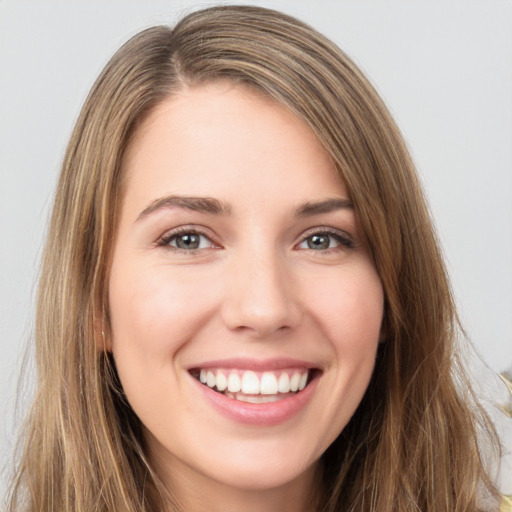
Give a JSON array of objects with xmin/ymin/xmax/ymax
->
[{"xmin": 294, "ymin": 198, "xmax": 353, "ymax": 217}]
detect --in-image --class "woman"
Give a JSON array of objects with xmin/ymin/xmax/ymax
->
[{"xmin": 7, "ymin": 5, "xmax": 502, "ymax": 511}]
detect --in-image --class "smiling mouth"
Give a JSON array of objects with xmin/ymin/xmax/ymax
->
[{"xmin": 189, "ymin": 368, "xmax": 318, "ymax": 403}]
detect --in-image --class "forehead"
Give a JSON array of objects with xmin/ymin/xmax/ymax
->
[{"xmin": 121, "ymin": 82, "xmax": 346, "ymax": 212}]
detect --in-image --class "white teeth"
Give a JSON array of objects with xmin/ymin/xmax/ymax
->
[
  {"xmin": 277, "ymin": 373, "xmax": 290, "ymax": 393},
  {"xmin": 216, "ymin": 371, "xmax": 227, "ymax": 391},
  {"xmin": 206, "ymin": 371, "xmax": 216, "ymax": 388},
  {"xmin": 290, "ymin": 372, "xmax": 301, "ymax": 392},
  {"xmin": 260, "ymin": 372, "xmax": 278, "ymax": 394},
  {"xmin": 196, "ymin": 368, "xmax": 311, "ymax": 395},
  {"xmin": 298, "ymin": 372, "xmax": 308, "ymax": 391},
  {"xmin": 227, "ymin": 373, "xmax": 241, "ymax": 393},
  {"xmin": 241, "ymin": 371, "xmax": 260, "ymax": 394}
]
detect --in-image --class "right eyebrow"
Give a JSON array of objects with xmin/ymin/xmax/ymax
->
[{"xmin": 136, "ymin": 195, "xmax": 231, "ymax": 222}]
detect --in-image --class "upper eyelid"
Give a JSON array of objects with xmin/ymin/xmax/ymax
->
[
  {"xmin": 297, "ymin": 226, "xmax": 353, "ymax": 241},
  {"xmin": 159, "ymin": 224, "xmax": 215, "ymax": 238}
]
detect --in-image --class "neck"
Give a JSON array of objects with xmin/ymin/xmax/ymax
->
[{"xmin": 151, "ymin": 450, "xmax": 322, "ymax": 512}]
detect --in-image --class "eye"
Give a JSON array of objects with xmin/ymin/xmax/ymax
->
[
  {"xmin": 297, "ymin": 229, "xmax": 353, "ymax": 251},
  {"xmin": 158, "ymin": 228, "xmax": 216, "ymax": 251}
]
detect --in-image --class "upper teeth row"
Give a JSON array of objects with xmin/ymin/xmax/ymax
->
[{"xmin": 198, "ymin": 369, "xmax": 309, "ymax": 395}]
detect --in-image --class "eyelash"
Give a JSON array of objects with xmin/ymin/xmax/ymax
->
[
  {"xmin": 156, "ymin": 226, "xmax": 354, "ymax": 253},
  {"xmin": 298, "ymin": 228, "xmax": 354, "ymax": 252},
  {"xmin": 157, "ymin": 226, "xmax": 217, "ymax": 253}
]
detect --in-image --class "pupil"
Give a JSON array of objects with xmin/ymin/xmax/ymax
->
[
  {"xmin": 177, "ymin": 234, "xmax": 199, "ymax": 249},
  {"xmin": 308, "ymin": 234, "xmax": 329, "ymax": 250}
]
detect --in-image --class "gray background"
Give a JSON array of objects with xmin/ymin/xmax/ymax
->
[{"xmin": 1, "ymin": 0, "xmax": 511, "ymax": 497}]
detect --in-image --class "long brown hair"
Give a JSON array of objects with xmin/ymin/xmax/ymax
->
[{"xmin": 7, "ymin": 5, "xmax": 501, "ymax": 511}]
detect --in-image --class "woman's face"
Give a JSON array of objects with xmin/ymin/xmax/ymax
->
[{"xmin": 109, "ymin": 82, "xmax": 384, "ymax": 502}]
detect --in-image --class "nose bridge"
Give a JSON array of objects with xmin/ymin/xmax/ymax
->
[{"xmin": 221, "ymin": 242, "xmax": 301, "ymax": 337}]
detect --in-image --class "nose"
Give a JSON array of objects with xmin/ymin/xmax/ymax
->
[{"xmin": 220, "ymin": 249, "xmax": 302, "ymax": 338}]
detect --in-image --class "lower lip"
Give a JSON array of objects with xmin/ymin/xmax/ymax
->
[{"xmin": 191, "ymin": 374, "xmax": 318, "ymax": 426}]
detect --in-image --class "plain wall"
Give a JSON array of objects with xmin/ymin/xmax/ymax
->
[{"xmin": 1, "ymin": 0, "xmax": 511, "ymax": 497}]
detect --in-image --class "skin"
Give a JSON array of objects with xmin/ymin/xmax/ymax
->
[{"xmin": 108, "ymin": 82, "xmax": 384, "ymax": 512}]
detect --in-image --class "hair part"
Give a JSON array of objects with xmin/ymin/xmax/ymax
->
[{"xmin": 8, "ymin": 5, "xmax": 501, "ymax": 511}]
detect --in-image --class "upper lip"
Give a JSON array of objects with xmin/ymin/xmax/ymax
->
[{"xmin": 187, "ymin": 357, "xmax": 319, "ymax": 372}]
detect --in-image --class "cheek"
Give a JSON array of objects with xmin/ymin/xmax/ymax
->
[
  {"xmin": 107, "ymin": 264, "xmax": 219, "ymax": 429},
  {"xmin": 108, "ymin": 263, "xmax": 218, "ymax": 377},
  {"xmin": 307, "ymin": 264, "xmax": 384, "ymax": 353},
  {"xmin": 296, "ymin": 263, "xmax": 384, "ymax": 449}
]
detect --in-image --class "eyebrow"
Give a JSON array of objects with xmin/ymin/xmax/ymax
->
[
  {"xmin": 136, "ymin": 195, "xmax": 352, "ymax": 222},
  {"xmin": 294, "ymin": 198, "xmax": 353, "ymax": 216},
  {"xmin": 136, "ymin": 195, "xmax": 231, "ymax": 221}
]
